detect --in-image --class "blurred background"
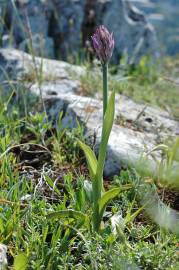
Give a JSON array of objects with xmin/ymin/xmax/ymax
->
[
  {"xmin": 0, "ymin": 0, "xmax": 178, "ymax": 63},
  {"xmin": 131, "ymin": 0, "xmax": 179, "ymax": 55}
]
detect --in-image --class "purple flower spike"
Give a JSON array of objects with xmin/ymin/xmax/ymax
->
[{"xmin": 91, "ymin": 25, "xmax": 114, "ymax": 64}]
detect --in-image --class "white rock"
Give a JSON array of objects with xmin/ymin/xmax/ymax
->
[{"xmin": 0, "ymin": 244, "xmax": 7, "ymax": 270}]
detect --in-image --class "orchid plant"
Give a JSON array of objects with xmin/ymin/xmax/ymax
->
[
  {"xmin": 78, "ymin": 26, "xmax": 122, "ymax": 232},
  {"xmin": 48, "ymin": 26, "xmax": 123, "ymax": 233}
]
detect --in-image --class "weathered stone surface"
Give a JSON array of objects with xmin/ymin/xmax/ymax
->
[
  {"xmin": 1, "ymin": 34, "xmax": 12, "ymax": 48},
  {"xmin": 0, "ymin": 0, "xmax": 159, "ymax": 63},
  {"xmin": 131, "ymin": 0, "xmax": 179, "ymax": 55},
  {"xmin": 0, "ymin": 243, "xmax": 7, "ymax": 270},
  {"xmin": 44, "ymin": 94, "xmax": 179, "ymax": 175},
  {"xmin": 49, "ymin": 0, "xmax": 86, "ymax": 60},
  {"xmin": 19, "ymin": 34, "xmax": 55, "ymax": 59},
  {"xmin": 0, "ymin": 49, "xmax": 178, "ymax": 176},
  {"xmin": 0, "ymin": 48, "xmax": 85, "ymax": 82}
]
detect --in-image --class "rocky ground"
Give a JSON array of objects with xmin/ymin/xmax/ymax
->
[
  {"xmin": 0, "ymin": 48, "xmax": 178, "ymax": 177},
  {"xmin": 0, "ymin": 49, "xmax": 179, "ymax": 269}
]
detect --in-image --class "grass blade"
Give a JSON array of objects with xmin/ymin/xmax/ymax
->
[{"xmin": 44, "ymin": 174, "xmax": 61, "ymax": 196}]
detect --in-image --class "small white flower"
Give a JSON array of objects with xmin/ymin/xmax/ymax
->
[
  {"xmin": 20, "ymin": 194, "xmax": 32, "ymax": 202},
  {"xmin": 111, "ymin": 212, "xmax": 125, "ymax": 235}
]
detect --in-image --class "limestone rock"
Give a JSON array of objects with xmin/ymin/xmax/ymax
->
[
  {"xmin": 0, "ymin": 244, "xmax": 7, "ymax": 270},
  {"xmin": 0, "ymin": 0, "xmax": 159, "ymax": 63},
  {"xmin": 19, "ymin": 34, "xmax": 55, "ymax": 59},
  {"xmin": 1, "ymin": 35, "xmax": 13, "ymax": 48},
  {"xmin": 2, "ymin": 0, "xmax": 53, "ymax": 56},
  {"xmin": 0, "ymin": 49, "xmax": 178, "ymax": 177},
  {"xmin": 49, "ymin": 0, "xmax": 86, "ymax": 60},
  {"xmin": 0, "ymin": 48, "xmax": 85, "ymax": 82}
]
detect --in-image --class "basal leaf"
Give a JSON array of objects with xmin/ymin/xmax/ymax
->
[
  {"xmin": 77, "ymin": 140, "xmax": 97, "ymax": 179},
  {"xmin": 14, "ymin": 253, "xmax": 28, "ymax": 270},
  {"xmin": 98, "ymin": 187, "xmax": 121, "ymax": 221},
  {"xmin": 47, "ymin": 210, "xmax": 87, "ymax": 222}
]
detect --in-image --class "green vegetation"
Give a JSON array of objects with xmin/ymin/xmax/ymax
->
[
  {"xmin": 79, "ymin": 56, "xmax": 179, "ymax": 120},
  {"xmin": 0, "ymin": 75, "xmax": 179, "ymax": 269}
]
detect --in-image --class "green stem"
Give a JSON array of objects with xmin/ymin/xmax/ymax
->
[
  {"xmin": 92, "ymin": 203, "xmax": 100, "ymax": 233},
  {"xmin": 92, "ymin": 64, "xmax": 108, "ymax": 233},
  {"xmin": 102, "ymin": 64, "xmax": 108, "ymax": 118}
]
